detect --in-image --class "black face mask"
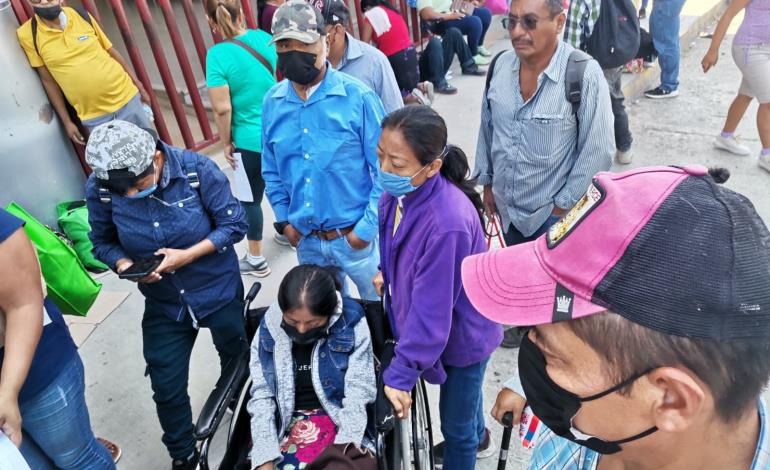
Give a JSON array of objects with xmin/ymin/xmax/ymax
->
[
  {"xmin": 518, "ymin": 333, "xmax": 658, "ymax": 455},
  {"xmin": 34, "ymin": 5, "xmax": 63, "ymax": 21},
  {"xmin": 277, "ymin": 50, "xmax": 321, "ymax": 86},
  {"xmin": 281, "ymin": 320, "xmax": 327, "ymax": 346}
]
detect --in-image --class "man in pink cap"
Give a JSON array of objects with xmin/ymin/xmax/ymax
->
[{"xmin": 462, "ymin": 166, "xmax": 770, "ymax": 469}]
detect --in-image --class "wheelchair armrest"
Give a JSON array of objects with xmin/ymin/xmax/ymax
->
[{"xmin": 194, "ymin": 351, "xmax": 251, "ymax": 440}]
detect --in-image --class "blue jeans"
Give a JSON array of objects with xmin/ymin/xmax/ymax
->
[
  {"xmin": 504, "ymin": 214, "xmax": 561, "ymax": 246},
  {"xmin": 438, "ymin": 7, "xmax": 492, "ymax": 57},
  {"xmin": 439, "ymin": 359, "xmax": 489, "ymax": 469},
  {"xmin": 296, "ymin": 234, "xmax": 380, "ymax": 301},
  {"xmin": 19, "ymin": 355, "xmax": 115, "ymax": 470},
  {"xmin": 649, "ymin": 0, "xmax": 686, "ymax": 92}
]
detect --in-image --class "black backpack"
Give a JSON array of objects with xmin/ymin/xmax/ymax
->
[
  {"xmin": 485, "ymin": 49, "xmax": 592, "ymax": 122},
  {"xmin": 585, "ymin": 0, "xmax": 640, "ymax": 68}
]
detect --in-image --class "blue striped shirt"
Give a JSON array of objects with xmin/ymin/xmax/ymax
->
[
  {"xmin": 529, "ymin": 399, "xmax": 770, "ymax": 469},
  {"xmin": 474, "ymin": 41, "xmax": 614, "ymax": 237}
]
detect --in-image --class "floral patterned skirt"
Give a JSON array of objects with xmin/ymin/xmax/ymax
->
[{"xmin": 278, "ymin": 409, "xmax": 337, "ymax": 469}]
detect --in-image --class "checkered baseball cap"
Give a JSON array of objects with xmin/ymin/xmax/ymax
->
[
  {"xmin": 461, "ymin": 165, "xmax": 770, "ymax": 340},
  {"xmin": 85, "ymin": 120, "xmax": 157, "ymax": 180},
  {"xmin": 309, "ymin": 0, "xmax": 350, "ymax": 25},
  {"xmin": 270, "ymin": 0, "xmax": 326, "ymax": 44}
]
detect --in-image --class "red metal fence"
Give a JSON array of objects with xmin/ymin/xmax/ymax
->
[{"xmin": 10, "ymin": 0, "xmax": 423, "ymax": 154}]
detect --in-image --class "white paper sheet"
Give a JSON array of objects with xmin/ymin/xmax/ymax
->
[
  {"xmin": 230, "ymin": 153, "xmax": 254, "ymax": 202},
  {"xmin": 0, "ymin": 432, "xmax": 30, "ymax": 470}
]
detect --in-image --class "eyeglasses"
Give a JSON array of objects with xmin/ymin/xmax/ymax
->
[{"xmin": 501, "ymin": 15, "xmax": 540, "ymax": 31}]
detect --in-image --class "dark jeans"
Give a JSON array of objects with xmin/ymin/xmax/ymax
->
[
  {"xmin": 142, "ymin": 286, "xmax": 247, "ymax": 459},
  {"xmin": 603, "ymin": 67, "xmax": 633, "ymax": 152},
  {"xmin": 237, "ymin": 148, "xmax": 265, "ymax": 242},
  {"xmin": 419, "ymin": 30, "xmax": 474, "ymax": 87},
  {"xmin": 436, "ymin": 7, "xmax": 492, "ymax": 56},
  {"xmin": 503, "ymin": 214, "xmax": 561, "ymax": 246},
  {"xmin": 439, "ymin": 358, "xmax": 489, "ymax": 469},
  {"xmin": 387, "ymin": 46, "xmax": 420, "ymax": 95}
]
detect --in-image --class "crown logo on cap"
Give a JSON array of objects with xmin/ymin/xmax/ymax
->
[{"xmin": 556, "ymin": 295, "xmax": 572, "ymax": 314}]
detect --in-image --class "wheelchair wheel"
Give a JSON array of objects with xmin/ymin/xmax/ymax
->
[{"xmin": 410, "ymin": 380, "xmax": 434, "ymax": 470}]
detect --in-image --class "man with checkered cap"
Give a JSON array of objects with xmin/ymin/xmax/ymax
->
[
  {"xmin": 84, "ymin": 120, "xmax": 248, "ymax": 470},
  {"xmin": 462, "ymin": 166, "xmax": 770, "ymax": 469},
  {"xmin": 262, "ymin": 0, "xmax": 385, "ymax": 301}
]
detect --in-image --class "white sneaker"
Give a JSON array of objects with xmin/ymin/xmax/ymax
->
[
  {"xmin": 714, "ymin": 135, "xmax": 751, "ymax": 156},
  {"xmin": 616, "ymin": 149, "xmax": 633, "ymax": 164},
  {"xmin": 759, "ymin": 152, "xmax": 770, "ymax": 173}
]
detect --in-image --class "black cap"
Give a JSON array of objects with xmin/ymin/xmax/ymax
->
[{"xmin": 309, "ymin": 0, "xmax": 349, "ymax": 25}]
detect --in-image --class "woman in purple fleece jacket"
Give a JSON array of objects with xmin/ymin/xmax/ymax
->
[{"xmin": 372, "ymin": 106, "xmax": 503, "ymax": 469}]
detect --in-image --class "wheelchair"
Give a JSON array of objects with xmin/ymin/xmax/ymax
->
[{"xmin": 192, "ymin": 282, "xmax": 436, "ymax": 470}]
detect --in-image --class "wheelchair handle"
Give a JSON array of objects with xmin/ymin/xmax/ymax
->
[{"xmin": 245, "ymin": 282, "xmax": 262, "ymax": 305}]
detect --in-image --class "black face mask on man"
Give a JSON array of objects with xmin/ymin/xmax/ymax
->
[
  {"xmin": 277, "ymin": 50, "xmax": 321, "ymax": 86},
  {"xmin": 518, "ymin": 333, "xmax": 658, "ymax": 455},
  {"xmin": 281, "ymin": 320, "xmax": 327, "ymax": 346},
  {"xmin": 34, "ymin": 5, "xmax": 63, "ymax": 21}
]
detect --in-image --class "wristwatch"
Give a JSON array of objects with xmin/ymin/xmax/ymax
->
[{"xmin": 273, "ymin": 221, "xmax": 289, "ymax": 235}]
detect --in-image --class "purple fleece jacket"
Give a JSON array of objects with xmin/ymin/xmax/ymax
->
[{"xmin": 379, "ymin": 174, "xmax": 503, "ymax": 391}]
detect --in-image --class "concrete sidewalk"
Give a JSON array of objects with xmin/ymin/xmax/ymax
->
[{"xmin": 78, "ymin": 2, "xmax": 769, "ymax": 468}]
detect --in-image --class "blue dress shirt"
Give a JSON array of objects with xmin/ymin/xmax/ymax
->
[
  {"xmin": 261, "ymin": 65, "xmax": 386, "ymax": 242},
  {"xmin": 86, "ymin": 142, "xmax": 247, "ymax": 322}
]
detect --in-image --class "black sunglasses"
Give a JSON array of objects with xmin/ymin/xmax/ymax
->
[{"xmin": 502, "ymin": 15, "xmax": 540, "ymax": 31}]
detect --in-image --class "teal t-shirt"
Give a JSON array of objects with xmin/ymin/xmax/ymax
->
[{"xmin": 206, "ymin": 29, "xmax": 277, "ymax": 153}]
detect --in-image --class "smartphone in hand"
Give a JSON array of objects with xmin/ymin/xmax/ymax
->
[{"xmin": 118, "ymin": 255, "xmax": 165, "ymax": 280}]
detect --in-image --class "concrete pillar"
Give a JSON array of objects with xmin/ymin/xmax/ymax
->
[{"xmin": 0, "ymin": 0, "xmax": 86, "ymax": 226}]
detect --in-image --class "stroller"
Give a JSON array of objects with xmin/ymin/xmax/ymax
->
[{"xmin": 191, "ymin": 282, "xmax": 435, "ymax": 470}]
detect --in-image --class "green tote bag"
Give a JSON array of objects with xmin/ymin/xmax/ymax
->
[
  {"xmin": 5, "ymin": 202, "xmax": 101, "ymax": 316},
  {"xmin": 56, "ymin": 201, "xmax": 109, "ymax": 272}
]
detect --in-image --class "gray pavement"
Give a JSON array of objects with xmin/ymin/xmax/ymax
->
[{"xmin": 79, "ymin": 18, "xmax": 770, "ymax": 470}]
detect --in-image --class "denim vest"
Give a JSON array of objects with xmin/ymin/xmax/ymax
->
[{"xmin": 257, "ymin": 298, "xmax": 366, "ymax": 408}]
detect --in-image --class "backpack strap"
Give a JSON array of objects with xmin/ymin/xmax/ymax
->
[
  {"xmin": 181, "ymin": 150, "xmax": 201, "ymax": 190},
  {"xmin": 32, "ymin": 6, "xmax": 94, "ymax": 58},
  {"xmin": 484, "ymin": 50, "xmax": 507, "ymax": 112},
  {"xmin": 564, "ymin": 49, "xmax": 591, "ymax": 118}
]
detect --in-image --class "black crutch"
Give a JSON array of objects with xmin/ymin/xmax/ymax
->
[{"xmin": 497, "ymin": 412, "xmax": 514, "ymax": 470}]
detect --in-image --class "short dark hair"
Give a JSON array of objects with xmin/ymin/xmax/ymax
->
[
  {"xmin": 569, "ymin": 312, "xmax": 770, "ymax": 422},
  {"xmin": 277, "ymin": 265, "xmax": 343, "ymax": 318},
  {"xmin": 510, "ymin": 0, "xmax": 563, "ymax": 16},
  {"xmin": 545, "ymin": 0, "xmax": 564, "ymax": 16}
]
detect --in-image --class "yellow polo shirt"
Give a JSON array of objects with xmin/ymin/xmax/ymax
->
[{"xmin": 16, "ymin": 7, "xmax": 138, "ymax": 121}]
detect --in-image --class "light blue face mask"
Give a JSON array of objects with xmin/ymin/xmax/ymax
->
[
  {"xmin": 378, "ymin": 147, "xmax": 448, "ymax": 198},
  {"xmin": 126, "ymin": 165, "xmax": 157, "ymax": 199}
]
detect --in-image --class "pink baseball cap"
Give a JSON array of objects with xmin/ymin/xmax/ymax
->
[{"xmin": 462, "ymin": 165, "xmax": 770, "ymax": 340}]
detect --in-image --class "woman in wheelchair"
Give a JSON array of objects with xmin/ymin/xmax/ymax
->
[
  {"xmin": 373, "ymin": 106, "xmax": 503, "ymax": 469},
  {"xmin": 247, "ymin": 265, "xmax": 376, "ymax": 469}
]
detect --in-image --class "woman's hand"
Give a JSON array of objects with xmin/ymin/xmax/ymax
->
[
  {"xmin": 154, "ymin": 248, "xmax": 193, "ymax": 274},
  {"xmin": 701, "ymin": 48, "xmax": 719, "ymax": 73},
  {"xmin": 384, "ymin": 385, "xmax": 412, "ymax": 419},
  {"xmin": 442, "ymin": 11, "xmax": 465, "ymax": 20},
  {"xmin": 116, "ymin": 258, "xmax": 163, "ymax": 284},
  {"xmin": 0, "ymin": 393, "xmax": 22, "ymax": 447},
  {"xmin": 491, "ymin": 388, "xmax": 526, "ymax": 426},
  {"xmin": 372, "ymin": 271, "xmax": 384, "ymax": 297},
  {"xmin": 256, "ymin": 462, "xmax": 275, "ymax": 470},
  {"xmin": 224, "ymin": 143, "xmax": 237, "ymax": 169}
]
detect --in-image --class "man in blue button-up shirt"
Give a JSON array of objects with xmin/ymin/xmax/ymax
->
[
  {"xmin": 262, "ymin": 0, "xmax": 385, "ymax": 300},
  {"xmin": 85, "ymin": 120, "xmax": 248, "ymax": 469}
]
